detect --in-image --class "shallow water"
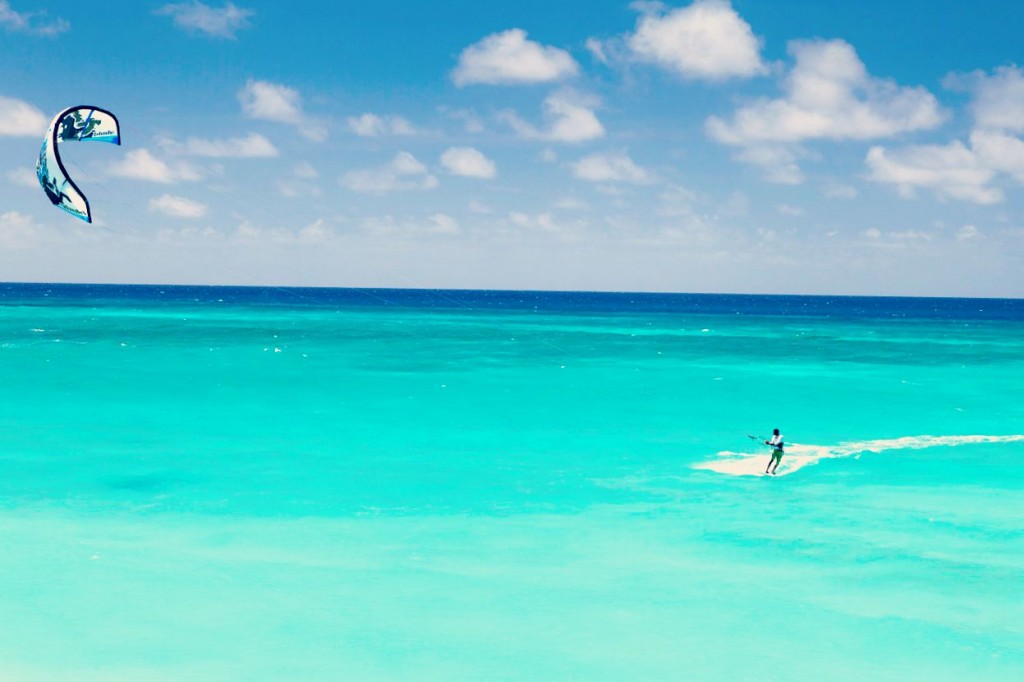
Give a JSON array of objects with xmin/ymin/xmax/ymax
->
[{"xmin": 1, "ymin": 284, "xmax": 1022, "ymax": 680}]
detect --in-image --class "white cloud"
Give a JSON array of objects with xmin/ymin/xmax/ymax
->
[
  {"xmin": 359, "ymin": 213, "xmax": 460, "ymax": 239},
  {"xmin": 176, "ymin": 132, "xmax": 278, "ymax": 157},
  {"xmin": 108, "ymin": 149, "xmax": 202, "ymax": 184},
  {"xmin": 866, "ymin": 126, "xmax": 1024, "ymax": 204},
  {"xmin": 865, "ymin": 124, "xmax": 1024, "ymax": 204},
  {"xmin": 500, "ymin": 90, "xmax": 605, "ymax": 143},
  {"xmin": 427, "ymin": 213, "xmax": 460, "ymax": 235},
  {"xmin": 226, "ymin": 218, "xmax": 336, "ymax": 245},
  {"xmin": 863, "ymin": 63, "xmax": 1024, "ymax": 205},
  {"xmin": 585, "ymin": 37, "xmax": 609, "ymax": 65},
  {"xmin": 0, "ymin": 210, "xmax": 52, "ymax": 249},
  {"xmin": 734, "ymin": 144, "xmax": 805, "ymax": 185},
  {"xmin": 155, "ymin": 1, "xmax": 253, "ymax": 39},
  {"xmin": 861, "ymin": 226, "xmax": 933, "ymax": 247},
  {"xmin": 707, "ymin": 39, "xmax": 944, "ymax": 144},
  {"xmin": 149, "ymin": 193, "xmax": 208, "ymax": 218},
  {"xmin": 346, "ymin": 113, "xmax": 416, "ymax": 137},
  {"xmin": 0, "ymin": 95, "xmax": 47, "ymax": 136},
  {"xmin": 970, "ymin": 129, "xmax": 1024, "ymax": 182},
  {"xmin": 0, "ymin": 211, "xmax": 36, "ymax": 247},
  {"xmin": 865, "ymin": 141, "xmax": 1001, "ymax": 205},
  {"xmin": 452, "ymin": 28, "xmax": 579, "ymax": 86},
  {"xmin": 947, "ymin": 65, "xmax": 1024, "ymax": 133},
  {"xmin": 340, "ymin": 152, "xmax": 439, "ymax": 194},
  {"xmin": 297, "ymin": 218, "xmax": 331, "ymax": 244},
  {"xmin": 625, "ymin": 0, "xmax": 766, "ymax": 80},
  {"xmin": 956, "ymin": 225, "xmax": 979, "ymax": 241},
  {"xmin": 238, "ymin": 79, "xmax": 326, "ymax": 141},
  {"xmin": 571, "ymin": 152, "xmax": 653, "ymax": 184},
  {"xmin": 440, "ymin": 147, "xmax": 497, "ymax": 179},
  {"xmin": 0, "ymin": 1, "xmax": 68, "ymax": 36},
  {"xmin": 239, "ymin": 79, "xmax": 300, "ymax": 124},
  {"xmin": 507, "ymin": 211, "xmax": 588, "ymax": 241},
  {"xmin": 6, "ymin": 167, "xmax": 37, "ymax": 187}
]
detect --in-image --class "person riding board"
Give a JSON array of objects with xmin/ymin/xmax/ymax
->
[{"xmin": 765, "ymin": 428, "xmax": 784, "ymax": 475}]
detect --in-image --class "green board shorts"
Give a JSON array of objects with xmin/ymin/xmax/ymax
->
[{"xmin": 771, "ymin": 448, "xmax": 784, "ymax": 462}]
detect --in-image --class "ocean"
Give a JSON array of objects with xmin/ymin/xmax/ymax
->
[{"xmin": 0, "ymin": 283, "xmax": 1021, "ymax": 680}]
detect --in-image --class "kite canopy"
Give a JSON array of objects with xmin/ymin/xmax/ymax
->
[{"xmin": 36, "ymin": 106, "xmax": 121, "ymax": 223}]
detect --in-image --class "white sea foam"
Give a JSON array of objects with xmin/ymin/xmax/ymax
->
[{"xmin": 694, "ymin": 434, "xmax": 1024, "ymax": 477}]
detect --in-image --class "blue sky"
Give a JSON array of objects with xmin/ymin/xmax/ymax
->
[{"xmin": 2, "ymin": 0, "xmax": 1024, "ymax": 295}]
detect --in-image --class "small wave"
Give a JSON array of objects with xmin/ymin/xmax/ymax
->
[{"xmin": 694, "ymin": 434, "xmax": 1024, "ymax": 477}]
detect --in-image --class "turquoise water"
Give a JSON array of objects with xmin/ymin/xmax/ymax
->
[{"xmin": 1, "ymin": 284, "xmax": 1022, "ymax": 680}]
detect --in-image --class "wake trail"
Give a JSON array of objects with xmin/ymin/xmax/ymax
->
[{"xmin": 694, "ymin": 434, "xmax": 1024, "ymax": 477}]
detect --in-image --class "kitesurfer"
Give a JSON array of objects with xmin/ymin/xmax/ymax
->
[{"xmin": 764, "ymin": 428, "xmax": 784, "ymax": 475}]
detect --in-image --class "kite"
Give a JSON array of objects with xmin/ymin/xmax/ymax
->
[{"xmin": 36, "ymin": 106, "xmax": 121, "ymax": 223}]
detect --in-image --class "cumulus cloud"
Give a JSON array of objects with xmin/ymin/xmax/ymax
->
[
  {"xmin": 149, "ymin": 193, "xmax": 208, "ymax": 218},
  {"xmin": 500, "ymin": 90, "xmax": 605, "ymax": 143},
  {"xmin": 865, "ymin": 141, "xmax": 1001, "ymax": 205},
  {"xmin": 970, "ymin": 129, "xmax": 1024, "ymax": 182},
  {"xmin": 866, "ymin": 127, "xmax": 1024, "ymax": 204},
  {"xmin": 440, "ymin": 147, "xmax": 496, "ymax": 178},
  {"xmin": 155, "ymin": 1, "xmax": 253, "ymax": 39},
  {"xmin": 624, "ymin": 0, "xmax": 766, "ymax": 80},
  {"xmin": 339, "ymin": 152, "xmax": 438, "ymax": 194},
  {"xmin": 0, "ymin": 1, "xmax": 68, "ymax": 36},
  {"xmin": 864, "ymin": 64, "xmax": 1024, "ymax": 204},
  {"xmin": 238, "ymin": 79, "xmax": 326, "ymax": 141},
  {"xmin": 0, "ymin": 95, "xmax": 47, "ymax": 136},
  {"xmin": 108, "ymin": 149, "xmax": 202, "ymax": 183},
  {"xmin": 346, "ymin": 113, "xmax": 416, "ymax": 137},
  {"xmin": 452, "ymin": 28, "xmax": 579, "ymax": 86},
  {"xmin": 946, "ymin": 65, "xmax": 1024, "ymax": 132},
  {"xmin": 571, "ymin": 152, "xmax": 653, "ymax": 183},
  {"xmin": 707, "ymin": 39, "xmax": 944, "ymax": 145},
  {"xmin": 171, "ymin": 132, "xmax": 278, "ymax": 157},
  {"xmin": 706, "ymin": 39, "xmax": 944, "ymax": 183}
]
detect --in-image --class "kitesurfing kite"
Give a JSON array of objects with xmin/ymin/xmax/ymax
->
[{"xmin": 36, "ymin": 106, "xmax": 121, "ymax": 223}]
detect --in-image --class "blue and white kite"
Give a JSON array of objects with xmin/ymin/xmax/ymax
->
[{"xmin": 36, "ymin": 106, "xmax": 121, "ymax": 223}]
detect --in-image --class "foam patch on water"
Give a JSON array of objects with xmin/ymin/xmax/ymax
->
[{"xmin": 694, "ymin": 434, "xmax": 1024, "ymax": 477}]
